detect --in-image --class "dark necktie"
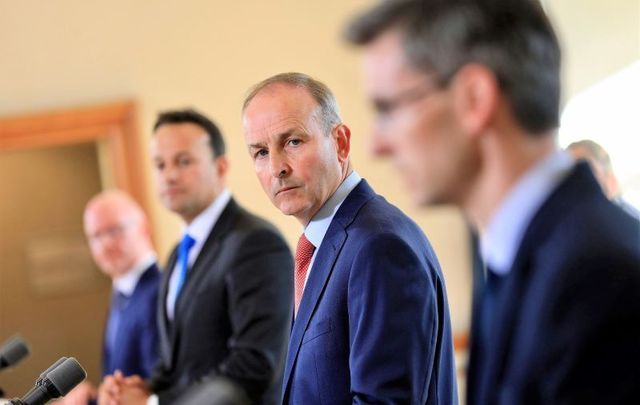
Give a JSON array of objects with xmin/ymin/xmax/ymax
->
[
  {"xmin": 480, "ymin": 269, "xmax": 501, "ymax": 345},
  {"xmin": 294, "ymin": 234, "xmax": 315, "ymax": 316}
]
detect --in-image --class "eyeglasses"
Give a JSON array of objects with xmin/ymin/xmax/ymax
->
[
  {"xmin": 372, "ymin": 82, "xmax": 443, "ymax": 124},
  {"xmin": 87, "ymin": 222, "xmax": 133, "ymax": 244}
]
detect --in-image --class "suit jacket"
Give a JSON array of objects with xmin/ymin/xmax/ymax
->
[
  {"xmin": 467, "ymin": 162, "xmax": 640, "ymax": 405},
  {"xmin": 283, "ymin": 180, "xmax": 457, "ymax": 404},
  {"xmin": 151, "ymin": 198, "xmax": 294, "ymax": 405},
  {"xmin": 102, "ymin": 264, "xmax": 160, "ymax": 378}
]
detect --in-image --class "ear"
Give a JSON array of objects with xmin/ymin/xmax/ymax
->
[
  {"xmin": 215, "ymin": 155, "xmax": 229, "ymax": 177},
  {"xmin": 333, "ymin": 124, "xmax": 351, "ymax": 163},
  {"xmin": 451, "ymin": 64, "xmax": 499, "ymax": 137}
]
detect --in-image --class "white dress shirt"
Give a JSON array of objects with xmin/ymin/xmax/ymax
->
[
  {"xmin": 480, "ymin": 150, "xmax": 574, "ymax": 275},
  {"xmin": 165, "ymin": 189, "xmax": 232, "ymax": 321},
  {"xmin": 303, "ymin": 171, "xmax": 362, "ymax": 287},
  {"xmin": 112, "ymin": 253, "xmax": 157, "ymax": 296}
]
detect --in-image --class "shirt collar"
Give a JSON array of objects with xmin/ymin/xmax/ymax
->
[
  {"xmin": 480, "ymin": 150, "xmax": 574, "ymax": 275},
  {"xmin": 183, "ymin": 189, "xmax": 232, "ymax": 244},
  {"xmin": 304, "ymin": 171, "xmax": 362, "ymax": 248},
  {"xmin": 113, "ymin": 252, "xmax": 157, "ymax": 296}
]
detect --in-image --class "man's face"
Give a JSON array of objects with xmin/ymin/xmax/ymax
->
[
  {"xmin": 243, "ymin": 84, "xmax": 348, "ymax": 225},
  {"xmin": 151, "ymin": 123, "xmax": 226, "ymax": 223},
  {"xmin": 362, "ymin": 29, "xmax": 475, "ymax": 206},
  {"xmin": 84, "ymin": 203, "xmax": 143, "ymax": 278}
]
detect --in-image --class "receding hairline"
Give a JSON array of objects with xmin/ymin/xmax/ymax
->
[
  {"xmin": 243, "ymin": 81, "xmax": 318, "ymax": 111},
  {"xmin": 84, "ymin": 190, "xmax": 146, "ymax": 225}
]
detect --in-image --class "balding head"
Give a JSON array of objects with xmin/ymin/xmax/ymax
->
[
  {"xmin": 84, "ymin": 190, "xmax": 154, "ymax": 279},
  {"xmin": 567, "ymin": 140, "xmax": 620, "ymax": 199}
]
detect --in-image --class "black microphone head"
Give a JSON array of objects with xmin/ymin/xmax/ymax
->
[
  {"xmin": 38, "ymin": 357, "xmax": 67, "ymax": 381},
  {"xmin": 0, "ymin": 335, "xmax": 30, "ymax": 369},
  {"xmin": 46, "ymin": 357, "xmax": 86, "ymax": 396}
]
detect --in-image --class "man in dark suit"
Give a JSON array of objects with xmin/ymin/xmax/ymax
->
[
  {"xmin": 58, "ymin": 190, "xmax": 160, "ymax": 405},
  {"xmin": 346, "ymin": 1, "xmax": 640, "ymax": 403},
  {"xmin": 242, "ymin": 72, "xmax": 457, "ymax": 404},
  {"xmin": 100, "ymin": 110, "xmax": 293, "ymax": 405}
]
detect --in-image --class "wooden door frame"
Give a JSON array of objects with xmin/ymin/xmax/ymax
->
[{"xmin": 0, "ymin": 101, "xmax": 149, "ymax": 214}]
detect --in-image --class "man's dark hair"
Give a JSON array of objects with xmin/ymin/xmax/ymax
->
[
  {"xmin": 345, "ymin": 0, "xmax": 561, "ymax": 134},
  {"xmin": 153, "ymin": 108, "xmax": 226, "ymax": 157}
]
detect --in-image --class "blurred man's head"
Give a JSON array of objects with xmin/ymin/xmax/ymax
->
[
  {"xmin": 151, "ymin": 109, "xmax": 228, "ymax": 223},
  {"xmin": 242, "ymin": 72, "xmax": 352, "ymax": 226},
  {"xmin": 346, "ymin": 0, "xmax": 561, "ymax": 207},
  {"xmin": 84, "ymin": 190, "xmax": 153, "ymax": 279},
  {"xmin": 567, "ymin": 140, "xmax": 619, "ymax": 199}
]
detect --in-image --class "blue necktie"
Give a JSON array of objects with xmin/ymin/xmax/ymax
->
[
  {"xmin": 105, "ymin": 290, "xmax": 129, "ymax": 372},
  {"xmin": 175, "ymin": 234, "xmax": 196, "ymax": 298}
]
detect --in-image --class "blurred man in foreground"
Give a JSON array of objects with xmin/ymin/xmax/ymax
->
[{"xmin": 347, "ymin": 0, "xmax": 640, "ymax": 403}]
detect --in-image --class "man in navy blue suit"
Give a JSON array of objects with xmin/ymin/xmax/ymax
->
[
  {"xmin": 347, "ymin": 1, "xmax": 640, "ymax": 404},
  {"xmin": 58, "ymin": 190, "xmax": 160, "ymax": 405},
  {"xmin": 242, "ymin": 72, "xmax": 457, "ymax": 404}
]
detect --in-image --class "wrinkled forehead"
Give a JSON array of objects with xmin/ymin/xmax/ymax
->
[
  {"xmin": 243, "ymin": 84, "xmax": 322, "ymax": 138},
  {"xmin": 84, "ymin": 198, "xmax": 139, "ymax": 232}
]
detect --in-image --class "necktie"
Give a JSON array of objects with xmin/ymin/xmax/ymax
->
[
  {"xmin": 175, "ymin": 233, "xmax": 196, "ymax": 298},
  {"xmin": 105, "ymin": 290, "xmax": 129, "ymax": 372},
  {"xmin": 294, "ymin": 234, "xmax": 315, "ymax": 316},
  {"xmin": 480, "ymin": 269, "xmax": 500, "ymax": 345}
]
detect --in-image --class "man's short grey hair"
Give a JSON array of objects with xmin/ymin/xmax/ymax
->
[
  {"xmin": 243, "ymin": 72, "xmax": 342, "ymax": 136},
  {"xmin": 345, "ymin": 0, "xmax": 561, "ymax": 135}
]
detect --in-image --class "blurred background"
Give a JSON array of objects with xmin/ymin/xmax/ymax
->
[{"xmin": 1, "ymin": 0, "xmax": 638, "ymax": 399}]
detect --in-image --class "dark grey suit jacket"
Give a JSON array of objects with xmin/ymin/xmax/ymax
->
[{"xmin": 150, "ymin": 198, "xmax": 294, "ymax": 405}]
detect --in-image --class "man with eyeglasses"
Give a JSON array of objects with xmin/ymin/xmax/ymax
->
[
  {"xmin": 346, "ymin": 0, "xmax": 640, "ymax": 404},
  {"xmin": 242, "ymin": 72, "xmax": 457, "ymax": 404},
  {"xmin": 56, "ymin": 190, "xmax": 160, "ymax": 405}
]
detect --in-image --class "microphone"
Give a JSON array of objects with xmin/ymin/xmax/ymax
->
[
  {"xmin": 8, "ymin": 357, "xmax": 87, "ymax": 405},
  {"xmin": 0, "ymin": 335, "xmax": 30, "ymax": 370}
]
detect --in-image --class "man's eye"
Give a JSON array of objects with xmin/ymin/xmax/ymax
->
[
  {"xmin": 287, "ymin": 139, "xmax": 301, "ymax": 146},
  {"xmin": 177, "ymin": 158, "xmax": 191, "ymax": 166},
  {"xmin": 155, "ymin": 162, "xmax": 165, "ymax": 170},
  {"xmin": 255, "ymin": 149, "xmax": 268, "ymax": 159},
  {"xmin": 374, "ymin": 100, "xmax": 393, "ymax": 116}
]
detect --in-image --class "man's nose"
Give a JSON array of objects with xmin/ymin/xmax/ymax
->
[{"xmin": 270, "ymin": 152, "xmax": 291, "ymax": 179}]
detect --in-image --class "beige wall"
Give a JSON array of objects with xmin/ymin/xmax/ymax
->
[
  {"xmin": 0, "ymin": 143, "xmax": 108, "ymax": 394},
  {"xmin": 1, "ymin": 0, "xmax": 638, "ymax": 355},
  {"xmin": 545, "ymin": 0, "xmax": 640, "ymax": 101}
]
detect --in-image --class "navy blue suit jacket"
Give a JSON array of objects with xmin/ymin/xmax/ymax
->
[
  {"xmin": 467, "ymin": 162, "xmax": 640, "ymax": 405},
  {"xmin": 283, "ymin": 180, "xmax": 457, "ymax": 404},
  {"xmin": 103, "ymin": 264, "xmax": 160, "ymax": 378}
]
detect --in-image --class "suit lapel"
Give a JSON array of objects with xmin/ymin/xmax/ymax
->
[
  {"xmin": 282, "ymin": 180, "xmax": 376, "ymax": 398},
  {"xmin": 158, "ymin": 249, "xmax": 177, "ymax": 367},
  {"xmin": 167, "ymin": 199, "xmax": 239, "ymax": 365},
  {"xmin": 474, "ymin": 162, "xmax": 602, "ymax": 403}
]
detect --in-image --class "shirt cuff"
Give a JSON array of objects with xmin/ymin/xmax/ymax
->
[{"xmin": 147, "ymin": 394, "xmax": 159, "ymax": 405}]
